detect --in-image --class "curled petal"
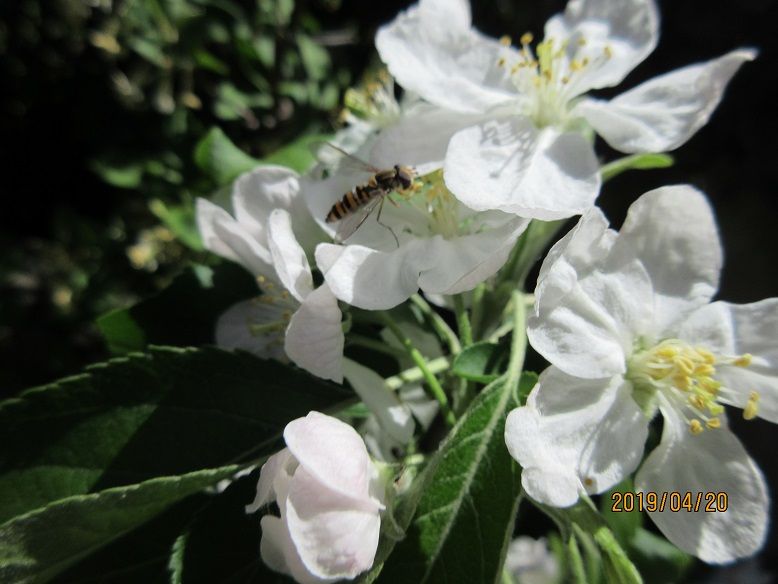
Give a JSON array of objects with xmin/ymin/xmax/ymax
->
[
  {"xmin": 283, "ymin": 412, "xmax": 374, "ymax": 501},
  {"xmin": 285, "ymin": 284, "xmax": 344, "ymax": 383},
  {"xmin": 576, "ymin": 49, "xmax": 756, "ymax": 152},
  {"xmin": 444, "ymin": 118, "xmax": 601, "ymax": 220},
  {"xmin": 260, "ymin": 515, "xmax": 326, "ymax": 584},
  {"xmin": 267, "ymin": 209, "xmax": 314, "ymax": 303},
  {"xmin": 196, "ymin": 198, "xmax": 273, "ymax": 277},
  {"xmin": 544, "ymin": 0, "xmax": 659, "ymax": 96},
  {"xmin": 247, "ymin": 448, "xmax": 293, "ymax": 513},
  {"xmin": 636, "ymin": 406, "xmax": 768, "ymax": 564},
  {"xmin": 375, "ymin": 0, "xmax": 515, "ymax": 114},
  {"xmin": 285, "ymin": 467, "xmax": 381, "ymax": 580},
  {"xmin": 505, "ymin": 368, "xmax": 648, "ymax": 507}
]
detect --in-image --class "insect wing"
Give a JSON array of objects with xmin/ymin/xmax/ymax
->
[
  {"xmin": 311, "ymin": 141, "xmax": 380, "ymax": 175},
  {"xmin": 333, "ymin": 196, "xmax": 382, "ymax": 242}
]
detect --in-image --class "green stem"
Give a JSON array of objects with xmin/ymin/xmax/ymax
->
[
  {"xmin": 385, "ymin": 356, "xmax": 450, "ymax": 391},
  {"xmin": 505, "ymin": 290, "xmax": 527, "ymax": 392},
  {"xmin": 379, "ymin": 313, "xmax": 456, "ymax": 427},
  {"xmin": 470, "ymin": 282, "xmax": 486, "ymax": 339},
  {"xmin": 452, "ymin": 294, "xmax": 473, "ymax": 347},
  {"xmin": 410, "ymin": 294, "xmax": 461, "ymax": 354}
]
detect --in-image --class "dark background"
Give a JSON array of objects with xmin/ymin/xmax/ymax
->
[{"xmin": 1, "ymin": 0, "xmax": 777, "ymax": 579}]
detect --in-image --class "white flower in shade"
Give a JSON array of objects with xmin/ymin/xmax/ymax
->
[
  {"xmin": 196, "ymin": 166, "xmax": 344, "ymax": 382},
  {"xmin": 504, "ymin": 185, "xmax": 775, "ymax": 563},
  {"xmin": 505, "ymin": 537, "xmax": 560, "ymax": 584},
  {"xmin": 246, "ymin": 412, "xmax": 385, "ymax": 583},
  {"xmin": 305, "ymin": 137, "xmax": 529, "ymax": 311},
  {"xmin": 376, "ymin": 0, "xmax": 755, "ymax": 219}
]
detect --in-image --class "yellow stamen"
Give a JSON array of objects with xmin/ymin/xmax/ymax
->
[
  {"xmin": 520, "ymin": 32, "xmax": 534, "ymax": 46},
  {"xmin": 744, "ymin": 391, "xmax": 760, "ymax": 420},
  {"xmin": 500, "ymin": 35, "xmax": 512, "ymax": 46},
  {"xmin": 689, "ymin": 420, "xmax": 704, "ymax": 435},
  {"xmin": 734, "ymin": 353, "xmax": 753, "ymax": 367},
  {"xmin": 706, "ymin": 417, "xmax": 721, "ymax": 429}
]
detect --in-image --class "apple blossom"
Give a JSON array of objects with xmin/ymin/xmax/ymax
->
[
  {"xmin": 505, "ymin": 185, "xmax": 774, "ymax": 563},
  {"xmin": 196, "ymin": 166, "xmax": 344, "ymax": 382},
  {"xmin": 305, "ymin": 141, "xmax": 529, "ymax": 310},
  {"xmin": 376, "ymin": 0, "xmax": 755, "ymax": 220},
  {"xmin": 246, "ymin": 412, "xmax": 385, "ymax": 583},
  {"xmin": 504, "ymin": 537, "xmax": 560, "ymax": 584}
]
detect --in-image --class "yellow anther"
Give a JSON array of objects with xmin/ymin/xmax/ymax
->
[
  {"xmin": 706, "ymin": 417, "xmax": 721, "ymax": 429},
  {"xmin": 700, "ymin": 378, "xmax": 721, "ymax": 394},
  {"xmin": 577, "ymin": 37, "xmax": 587, "ymax": 46},
  {"xmin": 709, "ymin": 403, "xmax": 725, "ymax": 416},
  {"xmin": 257, "ymin": 275, "xmax": 266, "ymax": 284},
  {"xmin": 581, "ymin": 57, "xmax": 590, "ymax": 67},
  {"xmin": 520, "ymin": 32, "xmax": 534, "ymax": 46},
  {"xmin": 743, "ymin": 391, "xmax": 760, "ymax": 420},
  {"xmin": 734, "ymin": 353, "xmax": 753, "ymax": 367},
  {"xmin": 583, "ymin": 477, "xmax": 594, "ymax": 487},
  {"xmin": 511, "ymin": 64, "xmax": 521, "ymax": 74},
  {"xmin": 675, "ymin": 356, "xmax": 695, "ymax": 375},
  {"xmin": 696, "ymin": 348, "xmax": 716, "ymax": 364},
  {"xmin": 694, "ymin": 364, "xmax": 715, "ymax": 376},
  {"xmin": 690, "ymin": 395, "xmax": 707, "ymax": 411},
  {"xmin": 497, "ymin": 57, "xmax": 506, "ymax": 67},
  {"xmin": 657, "ymin": 346, "xmax": 679, "ymax": 358},
  {"xmin": 603, "ymin": 46, "xmax": 613, "ymax": 59},
  {"xmin": 689, "ymin": 420, "xmax": 704, "ymax": 435},
  {"xmin": 570, "ymin": 60, "xmax": 581, "ymax": 72},
  {"xmin": 500, "ymin": 35, "xmax": 512, "ymax": 46},
  {"xmin": 673, "ymin": 374, "xmax": 692, "ymax": 390},
  {"xmin": 561, "ymin": 76, "xmax": 570, "ymax": 84}
]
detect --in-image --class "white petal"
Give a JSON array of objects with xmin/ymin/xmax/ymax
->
[
  {"xmin": 375, "ymin": 0, "xmax": 515, "ymax": 114},
  {"xmin": 316, "ymin": 241, "xmax": 424, "ymax": 310},
  {"xmin": 444, "ymin": 118, "xmax": 601, "ymax": 220},
  {"xmin": 196, "ymin": 198, "xmax": 273, "ymax": 276},
  {"xmin": 343, "ymin": 359, "xmax": 415, "ymax": 444},
  {"xmin": 576, "ymin": 49, "xmax": 756, "ymax": 153},
  {"xmin": 232, "ymin": 165, "xmax": 324, "ymax": 254},
  {"xmin": 681, "ymin": 300, "xmax": 778, "ymax": 424},
  {"xmin": 610, "ymin": 185, "xmax": 722, "ymax": 336},
  {"xmin": 505, "ymin": 368, "xmax": 648, "ymax": 507},
  {"xmin": 260, "ymin": 515, "xmax": 326, "ymax": 584},
  {"xmin": 215, "ymin": 299, "xmax": 290, "ymax": 362},
  {"xmin": 528, "ymin": 246, "xmax": 654, "ymax": 378},
  {"xmin": 267, "ymin": 209, "xmax": 314, "ymax": 303},
  {"xmin": 636, "ymin": 406, "xmax": 768, "ymax": 564},
  {"xmin": 283, "ymin": 412, "xmax": 374, "ymax": 501},
  {"xmin": 284, "ymin": 284, "xmax": 344, "ymax": 383},
  {"xmin": 246, "ymin": 448, "xmax": 293, "ymax": 513},
  {"xmin": 369, "ymin": 104, "xmax": 482, "ymax": 173},
  {"xmin": 544, "ymin": 0, "xmax": 659, "ymax": 95},
  {"xmin": 285, "ymin": 467, "xmax": 381, "ymax": 580},
  {"xmin": 417, "ymin": 215, "xmax": 529, "ymax": 295}
]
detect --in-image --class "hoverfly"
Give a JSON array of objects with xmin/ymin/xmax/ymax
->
[{"xmin": 316, "ymin": 143, "xmax": 418, "ymax": 245}]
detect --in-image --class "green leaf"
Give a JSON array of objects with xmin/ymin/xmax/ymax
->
[
  {"xmin": 264, "ymin": 132, "xmax": 332, "ymax": 174},
  {"xmin": 194, "ymin": 127, "xmax": 260, "ymax": 185},
  {"xmin": 149, "ymin": 199, "xmax": 203, "ymax": 251},
  {"xmin": 174, "ymin": 470, "xmax": 292, "ymax": 583},
  {"xmin": 0, "ymin": 346, "xmax": 352, "ymax": 524},
  {"xmin": 627, "ymin": 529, "xmax": 693, "ymax": 584},
  {"xmin": 375, "ymin": 372, "xmax": 538, "ymax": 584},
  {"xmin": 451, "ymin": 341, "xmax": 507, "ymax": 384},
  {"xmin": 296, "ymin": 34, "xmax": 330, "ymax": 81},
  {"xmin": 600, "ymin": 153, "xmax": 674, "ymax": 182},
  {"xmin": 97, "ymin": 262, "xmax": 257, "ymax": 354},
  {"xmin": 0, "ymin": 467, "xmax": 237, "ymax": 584},
  {"xmin": 601, "ymin": 480, "xmax": 643, "ymax": 545},
  {"xmin": 88, "ymin": 159, "xmax": 144, "ymax": 188}
]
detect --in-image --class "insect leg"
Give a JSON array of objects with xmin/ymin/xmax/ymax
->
[{"xmin": 375, "ymin": 196, "xmax": 400, "ymax": 248}]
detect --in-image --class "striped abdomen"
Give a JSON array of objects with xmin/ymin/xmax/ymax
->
[{"xmin": 326, "ymin": 184, "xmax": 384, "ymax": 222}]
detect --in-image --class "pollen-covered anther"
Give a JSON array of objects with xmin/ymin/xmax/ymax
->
[
  {"xmin": 689, "ymin": 419, "xmax": 704, "ymax": 435},
  {"xmin": 500, "ymin": 35, "xmax": 512, "ymax": 47},
  {"xmin": 734, "ymin": 353, "xmax": 753, "ymax": 367},
  {"xmin": 706, "ymin": 417, "xmax": 721, "ymax": 429},
  {"xmin": 520, "ymin": 32, "xmax": 533, "ymax": 46},
  {"xmin": 744, "ymin": 391, "xmax": 760, "ymax": 420}
]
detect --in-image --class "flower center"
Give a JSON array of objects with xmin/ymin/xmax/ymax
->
[
  {"xmin": 340, "ymin": 70, "xmax": 401, "ymax": 129},
  {"xmin": 497, "ymin": 32, "xmax": 613, "ymax": 128},
  {"xmin": 247, "ymin": 275, "xmax": 298, "ymax": 341},
  {"xmin": 627, "ymin": 339, "xmax": 758, "ymax": 435}
]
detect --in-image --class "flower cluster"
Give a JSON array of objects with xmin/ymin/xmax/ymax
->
[{"xmin": 193, "ymin": 0, "xmax": 775, "ymax": 579}]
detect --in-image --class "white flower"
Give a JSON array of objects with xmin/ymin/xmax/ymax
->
[
  {"xmin": 246, "ymin": 412, "xmax": 385, "ymax": 583},
  {"xmin": 504, "ymin": 185, "xmax": 774, "ymax": 563},
  {"xmin": 505, "ymin": 537, "xmax": 560, "ymax": 584},
  {"xmin": 197, "ymin": 166, "xmax": 344, "ymax": 382},
  {"xmin": 305, "ymin": 138, "xmax": 529, "ymax": 310},
  {"xmin": 376, "ymin": 0, "xmax": 755, "ymax": 219}
]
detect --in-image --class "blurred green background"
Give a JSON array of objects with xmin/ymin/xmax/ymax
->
[{"xmin": 1, "ymin": 1, "xmax": 777, "ymax": 577}]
